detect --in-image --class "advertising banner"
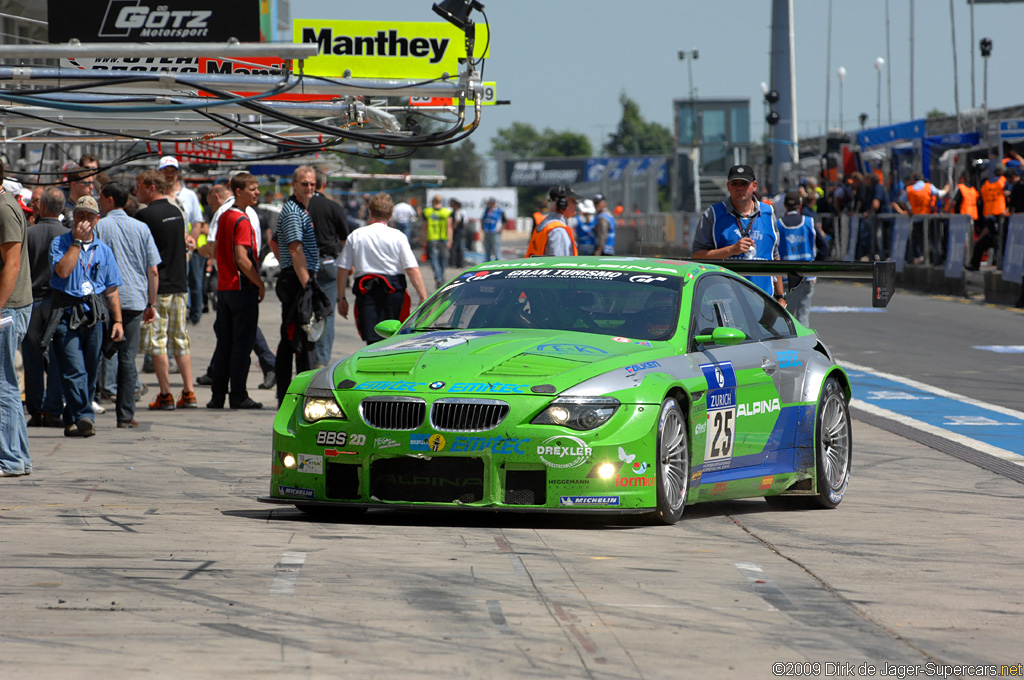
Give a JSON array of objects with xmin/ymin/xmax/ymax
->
[
  {"xmin": 945, "ymin": 215, "xmax": 971, "ymax": 278},
  {"xmin": 174, "ymin": 140, "xmax": 232, "ymax": 164},
  {"xmin": 293, "ymin": 20, "xmax": 489, "ymax": 79},
  {"xmin": 504, "ymin": 159, "xmax": 587, "ymax": 187},
  {"xmin": 48, "ymin": 0, "xmax": 260, "ymax": 43}
]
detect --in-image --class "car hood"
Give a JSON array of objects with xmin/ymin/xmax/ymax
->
[{"xmin": 330, "ymin": 329, "xmax": 665, "ymax": 395}]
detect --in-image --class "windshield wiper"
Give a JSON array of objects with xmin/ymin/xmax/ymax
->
[{"xmin": 410, "ymin": 326, "xmax": 456, "ymax": 332}]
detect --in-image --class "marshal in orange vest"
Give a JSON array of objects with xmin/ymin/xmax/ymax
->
[
  {"xmin": 955, "ymin": 183, "xmax": 979, "ymax": 220},
  {"xmin": 980, "ymin": 176, "xmax": 1007, "ymax": 217},
  {"xmin": 906, "ymin": 183, "xmax": 936, "ymax": 215},
  {"xmin": 526, "ymin": 214, "xmax": 579, "ymax": 257}
]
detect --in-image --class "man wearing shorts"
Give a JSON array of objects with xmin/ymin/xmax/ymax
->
[{"xmin": 136, "ymin": 170, "xmax": 197, "ymax": 410}]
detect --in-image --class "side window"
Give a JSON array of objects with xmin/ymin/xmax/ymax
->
[
  {"xmin": 729, "ymin": 277, "xmax": 796, "ymax": 341},
  {"xmin": 690, "ymin": 275, "xmax": 760, "ymax": 345}
]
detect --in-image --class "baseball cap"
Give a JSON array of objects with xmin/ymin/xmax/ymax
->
[
  {"xmin": 548, "ymin": 185, "xmax": 582, "ymax": 201},
  {"xmin": 159, "ymin": 156, "xmax": 180, "ymax": 170},
  {"xmin": 593, "ymin": 193, "xmax": 606, "ymax": 204},
  {"xmin": 727, "ymin": 165, "xmax": 756, "ymax": 183},
  {"xmin": 74, "ymin": 195, "xmax": 100, "ymax": 215},
  {"xmin": 784, "ymin": 190, "xmax": 803, "ymax": 208},
  {"xmin": 579, "ymin": 199, "xmax": 596, "ymax": 214},
  {"xmin": 16, "ymin": 189, "xmax": 33, "ymax": 214}
]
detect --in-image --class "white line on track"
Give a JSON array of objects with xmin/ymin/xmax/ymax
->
[{"xmin": 269, "ymin": 552, "xmax": 306, "ymax": 596}]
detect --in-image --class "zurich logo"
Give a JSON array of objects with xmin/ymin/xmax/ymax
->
[
  {"xmin": 715, "ymin": 367, "xmax": 724, "ymax": 388},
  {"xmin": 429, "ymin": 381, "xmax": 446, "ymax": 390}
]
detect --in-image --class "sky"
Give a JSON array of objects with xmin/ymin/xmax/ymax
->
[{"xmin": 290, "ymin": 0, "xmax": 1024, "ymax": 155}]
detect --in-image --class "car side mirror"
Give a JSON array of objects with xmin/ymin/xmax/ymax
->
[
  {"xmin": 693, "ymin": 326, "xmax": 747, "ymax": 346},
  {"xmin": 374, "ymin": 319, "xmax": 402, "ymax": 339}
]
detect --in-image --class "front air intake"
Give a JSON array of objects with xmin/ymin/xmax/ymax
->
[{"xmin": 360, "ymin": 396, "xmax": 426, "ymax": 430}]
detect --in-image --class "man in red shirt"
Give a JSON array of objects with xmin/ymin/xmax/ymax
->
[{"xmin": 208, "ymin": 173, "xmax": 265, "ymax": 410}]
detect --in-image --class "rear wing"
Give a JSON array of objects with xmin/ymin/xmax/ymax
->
[{"xmin": 688, "ymin": 260, "xmax": 896, "ymax": 308}]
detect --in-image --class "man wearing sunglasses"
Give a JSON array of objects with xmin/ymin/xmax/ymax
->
[
  {"xmin": 691, "ymin": 164, "xmax": 785, "ymax": 303},
  {"xmin": 61, "ymin": 165, "xmax": 96, "ymax": 225}
]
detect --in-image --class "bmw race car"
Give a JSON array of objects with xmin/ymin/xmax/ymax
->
[{"xmin": 259, "ymin": 256, "xmax": 893, "ymax": 524}]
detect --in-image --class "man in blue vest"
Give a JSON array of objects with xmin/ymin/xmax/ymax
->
[
  {"xmin": 480, "ymin": 197, "xmax": 505, "ymax": 262},
  {"xmin": 777, "ymin": 191, "xmax": 817, "ymax": 325},
  {"xmin": 592, "ymin": 194, "xmax": 616, "ymax": 255},
  {"xmin": 691, "ymin": 165, "xmax": 785, "ymax": 303}
]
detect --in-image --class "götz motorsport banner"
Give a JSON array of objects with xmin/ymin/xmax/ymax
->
[{"xmin": 48, "ymin": 0, "xmax": 260, "ymax": 43}]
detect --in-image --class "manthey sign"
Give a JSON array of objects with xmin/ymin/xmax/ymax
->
[
  {"xmin": 48, "ymin": 0, "xmax": 260, "ymax": 43},
  {"xmin": 293, "ymin": 20, "xmax": 489, "ymax": 79}
]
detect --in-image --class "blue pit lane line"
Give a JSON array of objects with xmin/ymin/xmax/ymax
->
[{"xmin": 842, "ymin": 361, "xmax": 1024, "ymax": 468}]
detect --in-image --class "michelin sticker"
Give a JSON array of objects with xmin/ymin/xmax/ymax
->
[
  {"xmin": 277, "ymin": 485, "xmax": 314, "ymax": 499},
  {"xmin": 559, "ymin": 496, "xmax": 620, "ymax": 506}
]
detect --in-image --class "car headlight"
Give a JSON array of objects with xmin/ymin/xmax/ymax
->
[
  {"xmin": 532, "ymin": 397, "xmax": 620, "ymax": 431},
  {"xmin": 303, "ymin": 387, "xmax": 346, "ymax": 423}
]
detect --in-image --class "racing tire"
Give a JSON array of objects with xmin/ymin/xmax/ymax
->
[
  {"xmin": 295, "ymin": 505, "xmax": 368, "ymax": 521},
  {"xmin": 651, "ymin": 398, "xmax": 690, "ymax": 525},
  {"xmin": 766, "ymin": 376, "xmax": 851, "ymax": 510}
]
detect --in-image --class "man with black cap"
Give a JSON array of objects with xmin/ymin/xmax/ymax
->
[
  {"xmin": 592, "ymin": 193, "xmax": 616, "ymax": 256},
  {"xmin": 691, "ymin": 164, "xmax": 785, "ymax": 302},
  {"xmin": 526, "ymin": 186, "xmax": 580, "ymax": 257}
]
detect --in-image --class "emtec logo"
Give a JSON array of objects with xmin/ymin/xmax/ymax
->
[{"xmin": 100, "ymin": 0, "xmax": 211, "ymax": 39}]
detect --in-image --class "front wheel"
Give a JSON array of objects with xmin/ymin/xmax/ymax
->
[{"xmin": 651, "ymin": 398, "xmax": 690, "ymax": 524}]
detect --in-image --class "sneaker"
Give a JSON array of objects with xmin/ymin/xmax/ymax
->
[
  {"xmin": 195, "ymin": 373, "xmax": 213, "ymax": 386},
  {"xmin": 92, "ymin": 400, "xmax": 106, "ymax": 415},
  {"xmin": 77, "ymin": 418, "xmax": 95, "ymax": 437},
  {"xmin": 149, "ymin": 392, "xmax": 175, "ymax": 410},
  {"xmin": 230, "ymin": 397, "xmax": 263, "ymax": 410},
  {"xmin": 258, "ymin": 370, "xmax": 276, "ymax": 390},
  {"xmin": 177, "ymin": 390, "xmax": 198, "ymax": 409}
]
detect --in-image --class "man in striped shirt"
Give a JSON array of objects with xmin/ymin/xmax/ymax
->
[{"xmin": 274, "ymin": 166, "xmax": 319, "ymax": 405}]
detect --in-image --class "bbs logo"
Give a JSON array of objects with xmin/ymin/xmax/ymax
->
[{"xmin": 315, "ymin": 432, "xmax": 367, "ymax": 447}]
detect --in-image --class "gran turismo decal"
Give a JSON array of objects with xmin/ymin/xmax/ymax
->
[
  {"xmin": 277, "ymin": 485, "xmax": 314, "ymax": 499},
  {"xmin": 533, "ymin": 343, "xmax": 609, "ymax": 357},
  {"xmin": 628, "ymin": 275, "xmax": 668, "ymax": 283},
  {"xmin": 459, "ymin": 270, "xmax": 503, "ymax": 281},
  {"xmin": 506, "ymin": 269, "xmax": 623, "ymax": 280},
  {"xmin": 451, "ymin": 436, "xmax": 529, "ymax": 454},
  {"xmin": 364, "ymin": 330, "xmax": 507, "ymax": 353},
  {"xmin": 537, "ymin": 436, "xmax": 593, "ymax": 469},
  {"xmin": 411, "ymin": 434, "xmax": 447, "ymax": 452},
  {"xmin": 559, "ymin": 496, "xmax": 620, "ymax": 506},
  {"xmin": 297, "ymin": 454, "xmax": 323, "ymax": 474}
]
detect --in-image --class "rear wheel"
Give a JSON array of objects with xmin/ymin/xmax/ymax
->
[
  {"xmin": 765, "ymin": 375, "xmax": 851, "ymax": 509},
  {"xmin": 652, "ymin": 398, "xmax": 689, "ymax": 525},
  {"xmin": 812, "ymin": 376, "xmax": 851, "ymax": 508}
]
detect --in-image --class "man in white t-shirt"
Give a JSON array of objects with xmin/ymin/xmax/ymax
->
[
  {"xmin": 337, "ymin": 193, "xmax": 427, "ymax": 344},
  {"xmin": 390, "ymin": 199, "xmax": 417, "ymax": 242}
]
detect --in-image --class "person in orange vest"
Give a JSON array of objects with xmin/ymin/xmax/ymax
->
[
  {"xmin": 898, "ymin": 172, "xmax": 948, "ymax": 264},
  {"xmin": 526, "ymin": 186, "xmax": 580, "ymax": 257},
  {"xmin": 968, "ymin": 165, "xmax": 1009, "ymax": 270}
]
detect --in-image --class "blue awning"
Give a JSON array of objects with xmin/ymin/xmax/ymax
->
[
  {"xmin": 856, "ymin": 119, "xmax": 926, "ymax": 150},
  {"xmin": 921, "ymin": 132, "xmax": 981, "ymax": 180}
]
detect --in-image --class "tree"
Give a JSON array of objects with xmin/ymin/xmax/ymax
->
[
  {"xmin": 491, "ymin": 122, "xmax": 592, "ymax": 158},
  {"xmin": 925, "ymin": 108, "xmax": 949, "ymax": 119},
  {"xmin": 603, "ymin": 92, "xmax": 673, "ymax": 156}
]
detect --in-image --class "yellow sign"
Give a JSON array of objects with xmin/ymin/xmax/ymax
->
[{"xmin": 293, "ymin": 20, "xmax": 490, "ymax": 79}]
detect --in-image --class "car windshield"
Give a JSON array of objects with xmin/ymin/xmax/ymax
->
[{"xmin": 401, "ymin": 268, "xmax": 684, "ymax": 341}]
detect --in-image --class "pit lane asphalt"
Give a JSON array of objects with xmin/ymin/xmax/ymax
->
[{"xmin": 2, "ymin": 261, "xmax": 1023, "ymax": 679}]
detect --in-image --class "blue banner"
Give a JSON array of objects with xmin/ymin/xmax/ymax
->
[
  {"xmin": 856, "ymin": 119, "xmax": 926, "ymax": 150},
  {"xmin": 922, "ymin": 133, "xmax": 981, "ymax": 181},
  {"xmin": 584, "ymin": 156, "xmax": 668, "ymax": 186},
  {"xmin": 945, "ymin": 215, "xmax": 971, "ymax": 278},
  {"xmin": 1002, "ymin": 215, "xmax": 1024, "ymax": 284},
  {"xmin": 890, "ymin": 216, "xmax": 910, "ymax": 273}
]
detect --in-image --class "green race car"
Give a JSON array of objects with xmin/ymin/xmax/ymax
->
[{"xmin": 258, "ymin": 256, "xmax": 892, "ymax": 524}]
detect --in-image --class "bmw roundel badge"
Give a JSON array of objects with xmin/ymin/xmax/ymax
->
[{"xmin": 429, "ymin": 381, "xmax": 446, "ymax": 390}]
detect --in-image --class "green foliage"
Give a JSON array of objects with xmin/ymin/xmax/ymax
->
[
  {"xmin": 925, "ymin": 108, "xmax": 949, "ymax": 119},
  {"xmin": 603, "ymin": 92, "xmax": 673, "ymax": 156},
  {"xmin": 491, "ymin": 122, "xmax": 592, "ymax": 158}
]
